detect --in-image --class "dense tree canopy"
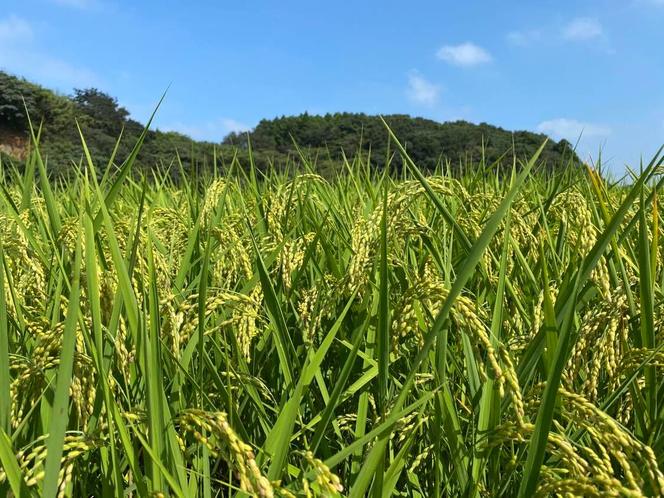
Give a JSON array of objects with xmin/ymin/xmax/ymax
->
[
  {"xmin": 225, "ymin": 113, "xmax": 578, "ymax": 172},
  {"xmin": 0, "ymin": 71, "xmax": 221, "ymax": 177},
  {"xmin": 0, "ymin": 71, "xmax": 579, "ymax": 178}
]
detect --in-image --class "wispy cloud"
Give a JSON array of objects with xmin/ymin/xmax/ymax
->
[
  {"xmin": 161, "ymin": 118, "xmax": 251, "ymax": 141},
  {"xmin": 220, "ymin": 118, "xmax": 251, "ymax": 134},
  {"xmin": 436, "ymin": 42, "xmax": 492, "ymax": 67},
  {"xmin": 49, "ymin": 0, "xmax": 99, "ymax": 9},
  {"xmin": 406, "ymin": 71, "xmax": 440, "ymax": 106},
  {"xmin": 537, "ymin": 118, "xmax": 611, "ymax": 140},
  {"xmin": 562, "ymin": 17, "xmax": 603, "ymax": 41},
  {"xmin": 0, "ymin": 15, "xmax": 100, "ymax": 89},
  {"xmin": 0, "ymin": 51, "xmax": 100, "ymax": 89},
  {"xmin": 509, "ymin": 17, "xmax": 606, "ymax": 48},
  {"xmin": 506, "ymin": 29, "xmax": 542, "ymax": 46},
  {"xmin": 0, "ymin": 15, "xmax": 33, "ymax": 43}
]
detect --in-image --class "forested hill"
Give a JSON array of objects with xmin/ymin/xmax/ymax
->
[
  {"xmin": 0, "ymin": 71, "xmax": 578, "ymax": 177},
  {"xmin": 0, "ymin": 71, "xmax": 220, "ymax": 178},
  {"xmin": 224, "ymin": 113, "xmax": 578, "ymax": 171}
]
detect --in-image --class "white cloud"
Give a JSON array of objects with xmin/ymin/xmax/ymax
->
[
  {"xmin": 537, "ymin": 118, "xmax": 611, "ymax": 140},
  {"xmin": 0, "ymin": 49, "xmax": 100, "ymax": 89},
  {"xmin": 0, "ymin": 16, "xmax": 100, "ymax": 89},
  {"xmin": 562, "ymin": 17, "xmax": 603, "ymax": 41},
  {"xmin": 220, "ymin": 118, "xmax": 251, "ymax": 134},
  {"xmin": 0, "ymin": 14, "xmax": 102, "ymax": 91},
  {"xmin": 36, "ymin": 57, "xmax": 100, "ymax": 88},
  {"xmin": 0, "ymin": 15, "xmax": 33, "ymax": 43},
  {"xmin": 506, "ymin": 29, "xmax": 542, "ymax": 46},
  {"xmin": 49, "ymin": 0, "xmax": 98, "ymax": 9},
  {"xmin": 161, "ymin": 118, "xmax": 252, "ymax": 141},
  {"xmin": 406, "ymin": 72, "xmax": 440, "ymax": 106},
  {"xmin": 436, "ymin": 42, "xmax": 492, "ymax": 67}
]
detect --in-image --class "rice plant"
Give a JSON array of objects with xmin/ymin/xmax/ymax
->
[{"xmin": 1, "ymin": 120, "xmax": 664, "ymax": 497}]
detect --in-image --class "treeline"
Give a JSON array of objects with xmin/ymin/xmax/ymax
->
[
  {"xmin": 225, "ymin": 113, "xmax": 578, "ymax": 172},
  {"xmin": 0, "ymin": 71, "xmax": 578, "ymax": 178},
  {"xmin": 0, "ymin": 71, "xmax": 223, "ymax": 178}
]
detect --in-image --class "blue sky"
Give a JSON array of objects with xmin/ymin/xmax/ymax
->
[{"xmin": 1, "ymin": 0, "xmax": 663, "ymax": 172}]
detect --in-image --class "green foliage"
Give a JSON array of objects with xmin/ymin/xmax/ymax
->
[
  {"xmin": 0, "ymin": 71, "xmax": 219, "ymax": 177},
  {"xmin": 1, "ymin": 71, "xmax": 578, "ymax": 181},
  {"xmin": 0, "ymin": 72, "xmax": 50, "ymax": 130},
  {"xmin": 1, "ymin": 119, "xmax": 663, "ymax": 497},
  {"xmin": 226, "ymin": 112, "xmax": 579, "ymax": 171}
]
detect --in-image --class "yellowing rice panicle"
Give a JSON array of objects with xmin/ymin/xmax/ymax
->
[{"xmin": 1, "ymin": 143, "xmax": 663, "ymax": 497}]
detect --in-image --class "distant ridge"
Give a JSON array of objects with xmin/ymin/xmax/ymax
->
[
  {"xmin": 225, "ymin": 113, "xmax": 579, "ymax": 172},
  {"xmin": 0, "ymin": 71, "xmax": 578, "ymax": 177}
]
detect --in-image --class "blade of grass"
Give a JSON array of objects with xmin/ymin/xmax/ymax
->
[
  {"xmin": 42, "ymin": 218, "xmax": 82, "ymax": 498},
  {"xmin": 516, "ymin": 272, "xmax": 580, "ymax": 498},
  {"xmin": 371, "ymin": 185, "xmax": 390, "ymax": 497},
  {"xmin": 82, "ymin": 205, "xmax": 124, "ymax": 498},
  {"xmin": 0, "ymin": 243, "xmax": 10, "ymax": 434},
  {"xmin": 252, "ymin": 231, "xmax": 296, "ymax": 389},
  {"xmin": 145, "ymin": 237, "xmax": 166, "ymax": 492},
  {"xmin": 0, "ymin": 428, "xmax": 30, "ymax": 498},
  {"xmin": 638, "ymin": 190, "xmax": 656, "ymax": 430},
  {"xmin": 349, "ymin": 130, "xmax": 546, "ymax": 497},
  {"xmin": 471, "ymin": 212, "xmax": 511, "ymax": 496},
  {"xmin": 93, "ymin": 91, "xmax": 167, "ymax": 231},
  {"xmin": 517, "ymin": 148, "xmax": 664, "ymax": 383}
]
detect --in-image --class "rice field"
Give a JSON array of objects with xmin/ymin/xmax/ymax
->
[{"xmin": 1, "ymin": 126, "xmax": 664, "ymax": 497}]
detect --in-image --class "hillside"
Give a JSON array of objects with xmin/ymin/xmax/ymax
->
[
  {"xmin": 225, "ymin": 113, "xmax": 578, "ymax": 172},
  {"xmin": 0, "ymin": 71, "xmax": 222, "ymax": 178},
  {"xmin": 0, "ymin": 71, "xmax": 578, "ymax": 177}
]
